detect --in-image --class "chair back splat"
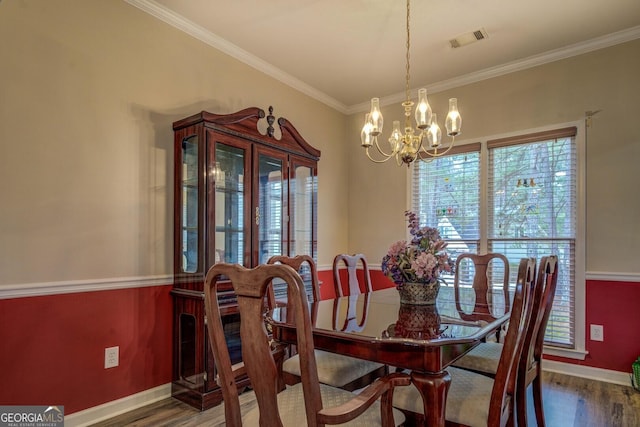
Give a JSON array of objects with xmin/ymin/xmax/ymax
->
[
  {"xmin": 454, "ymin": 252, "xmax": 510, "ymax": 318},
  {"xmin": 332, "ymin": 254, "xmax": 373, "ymax": 297},
  {"xmin": 268, "ymin": 254, "xmax": 320, "ymax": 304}
]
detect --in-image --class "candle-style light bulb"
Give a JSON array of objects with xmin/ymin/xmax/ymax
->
[
  {"xmin": 361, "ymin": 114, "xmax": 373, "ymax": 147},
  {"xmin": 368, "ymin": 98, "xmax": 383, "ymax": 136},
  {"xmin": 445, "ymin": 98, "xmax": 462, "ymax": 137},
  {"xmin": 389, "ymin": 120, "xmax": 402, "ymax": 152},
  {"xmin": 415, "ymin": 88, "xmax": 432, "ymax": 130},
  {"xmin": 426, "ymin": 114, "xmax": 442, "ymax": 148}
]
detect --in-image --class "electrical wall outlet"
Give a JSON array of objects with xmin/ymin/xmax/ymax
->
[
  {"xmin": 105, "ymin": 346, "xmax": 119, "ymax": 369},
  {"xmin": 590, "ymin": 324, "xmax": 604, "ymax": 342}
]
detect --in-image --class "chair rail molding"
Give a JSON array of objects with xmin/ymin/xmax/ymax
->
[
  {"xmin": 0, "ymin": 275, "xmax": 173, "ymax": 299},
  {"xmin": 585, "ymin": 271, "xmax": 640, "ymax": 283}
]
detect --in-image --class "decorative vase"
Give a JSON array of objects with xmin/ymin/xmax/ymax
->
[{"xmin": 398, "ymin": 280, "xmax": 440, "ymax": 305}]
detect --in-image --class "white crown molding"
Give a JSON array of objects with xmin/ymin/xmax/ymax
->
[
  {"xmin": 124, "ymin": 0, "xmax": 349, "ymax": 113},
  {"xmin": 125, "ymin": 0, "xmax": 640, "ymax": 116},
  {"xmin": 0, "ymin": 275, "xmax": 172, "ymax": 300},
  {"xmin": 64, "ymin": 383, "xmax": 171, "ymax": 427},
  {"xmin": 349, "ymin": 25, "xmax": 640, "ymax": 114}
]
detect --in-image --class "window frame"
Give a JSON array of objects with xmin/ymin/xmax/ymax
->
[{"xmin": 410, "ymin": 120, "xmax": 586, "ymax": 360}]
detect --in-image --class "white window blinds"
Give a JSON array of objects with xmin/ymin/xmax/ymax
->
[
  {"xmin": 412, "ymin": 127, "xmax": 578, "ymax": 349},
  {"xmin": 488, "ymin": 127, "xmax": 577, "ymax": 347},
  {"xmin": 412, "ymin": 144, "xmax": 481, "ymax": 285}
]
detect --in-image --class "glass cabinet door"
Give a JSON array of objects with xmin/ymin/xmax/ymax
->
[
  {"xmin": 213, "ymin": 143, "xmax": 247, "ymax": 266},
  {"xmin": 181, "ymin": 135, "xmax": 199, "ymax": 273},
  {"xmin": 256, "ymin": 148, "xmax": 287, "ymax": 265},
  {"xmin": 290, "ymin": 159, "xmax": 317, "ymax": 258}
]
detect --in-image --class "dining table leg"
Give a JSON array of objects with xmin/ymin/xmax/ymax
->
[{"xmin": 410, "ymin": 370, "xmax": 451, "ymax": 427}]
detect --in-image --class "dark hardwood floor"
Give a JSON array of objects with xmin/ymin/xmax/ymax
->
[{"xmin": 90, "ymin": 371, "xmax": 640, "ymax": 426}]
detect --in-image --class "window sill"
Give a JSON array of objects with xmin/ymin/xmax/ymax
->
[{"xmin": 543, "ymin": 345, "xmax": 588, "ymax": 360}]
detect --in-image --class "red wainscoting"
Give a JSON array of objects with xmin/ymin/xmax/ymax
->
[
  {"xmin": 0, "ymin": 276, "xmax": 636, "ymax": 416},
  {"xmin": 0, "ymin": 285, "xmax": 173, "ymax": 414},
  {"xmin": 546, "ymin": 279, "xmax": 640, "ymax": 373}
]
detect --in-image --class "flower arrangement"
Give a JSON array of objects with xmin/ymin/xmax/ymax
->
[{"xmin": 382, "ymin": 211, "xmax": 454, "ymax": 287}]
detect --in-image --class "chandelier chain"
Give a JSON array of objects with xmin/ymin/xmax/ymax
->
[{"xmin": 405, "ymin": 0, "xmax": 411, "ymax": 102}]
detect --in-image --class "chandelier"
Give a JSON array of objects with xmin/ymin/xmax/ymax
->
[{"xmin": 360, "ymin": 0, "xmax": 462, "ymax": 166}]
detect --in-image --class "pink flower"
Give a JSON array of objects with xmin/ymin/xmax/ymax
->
[
  {"xmin": 411, "ymin": 252, "xmax": 438, "ymax": 281},
  {"xmin": 388, "ymin": 240, "xmax": 407, "ymax": 257}
]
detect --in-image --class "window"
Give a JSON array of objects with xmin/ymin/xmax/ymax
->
[
  {"xmin": 412, "ymin": 144, "xmax": 481, "ymax": 286},
  {"xmin": 412, "ymin": 125, "xmax": 584, "ymax": 354}
]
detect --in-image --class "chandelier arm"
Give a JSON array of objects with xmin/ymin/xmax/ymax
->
[
  {"xmin": 365, "ymin": 147, "xmax": 395, "ymax": 163},
  {"xmin": 372, "ymin": 137, "xmax": 398, "ymax": 158},
  {"xmin": 417, "ymin": 136, "xmax": 457, "ymax": 160},
  {"xmin": 414, "ymin": 132, "xmax": 425, "ymax": 154}
]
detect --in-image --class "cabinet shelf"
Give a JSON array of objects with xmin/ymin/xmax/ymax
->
[{"xmin": 214, "ymin": 226, "xmax": 244, "ymax": 233}]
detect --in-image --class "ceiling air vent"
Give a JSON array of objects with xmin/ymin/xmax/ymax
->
[{"xmin": 449, "ymin": 28, "xmax": 488, "ymax": 49}]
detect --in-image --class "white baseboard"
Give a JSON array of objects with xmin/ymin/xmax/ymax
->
[
  {"xmin": 542, "ymin": 359, "xmax": 633, "ymax": 387},
  {"xmin": 64, "ymin": 383, "xmax": 172, "ymax": 427}
]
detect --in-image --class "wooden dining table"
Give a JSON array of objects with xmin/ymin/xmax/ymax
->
[{"xmin": 267, "ymin": 285, "xmax": 511, "ymax": 427}]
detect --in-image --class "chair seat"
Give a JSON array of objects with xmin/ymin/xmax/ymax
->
[
  {"xmin": 392, "ymin": 367, "xmax": 495, "ymax": 427},
  {"xmin": 451, "ymin": 341, "xmax": 502, "ymax": 375},
  {"xmin": 283, "ymin": 350, "xmax": 386, "ymax": 388},
  {"xmin": 244, "ymin": 382, "xmax": 406, "ymax": 426}
]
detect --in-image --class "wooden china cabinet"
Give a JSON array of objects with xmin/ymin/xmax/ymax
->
[{"xmin": 171, "ymin": 106, "xmax": 320, "ymax": 410}]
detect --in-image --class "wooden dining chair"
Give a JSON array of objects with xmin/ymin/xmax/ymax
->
[
  {"xmin": 392, "ymin": 257, "xmax": 537, "ymax": 427},
  {"xmin": 453, "ymin": 255, "xmax": 559, "ymax": 427},
  {"xmin": 332, "ymin": 253, "xmax": 373, "ymax": 297},
  {"xmin": 268, "ymin": 254, "xmax": 386, "ymax": 391},
  {"xmin": 204, "ymin": 262, "xmax": 410, "ymax": 426}
]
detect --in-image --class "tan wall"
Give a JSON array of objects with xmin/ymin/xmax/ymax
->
[
  {"xmin": 1, "ymin": 1, "xmax": 638, "ymax": 286},
  {"xmin": 347, "ymin": 39, "xmax": 640, "ymax": 273},
  {"xmin": 0, "ymin": 0, "xmax": 349, "ymax": 284}
]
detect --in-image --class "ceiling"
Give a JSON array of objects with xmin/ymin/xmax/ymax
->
[{"xmin": 129, "ymin": 0, "xmax": 640, "ymax": 113}]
